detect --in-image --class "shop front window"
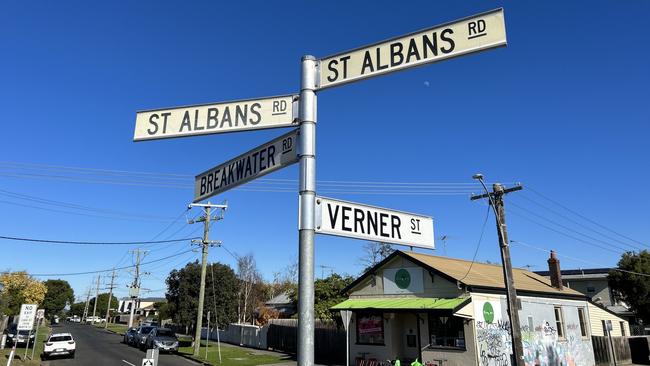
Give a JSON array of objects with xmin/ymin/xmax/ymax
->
[
  {"xmin": 356, "ymin": 312, "xmax": 384, "ymax": 345},
  {"xmin": 428, "ymin": 314, "xmax": 466, "ymax": 349}
]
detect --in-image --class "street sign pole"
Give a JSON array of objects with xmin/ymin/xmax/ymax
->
[{"xmin": 297, "ymin": 55, "xmax": 317, "ymax": 366}]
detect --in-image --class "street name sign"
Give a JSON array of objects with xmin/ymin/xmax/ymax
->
[
  {"xmin": 194, "ymin": 129, "xmax": 299, "ymax": 202},
  {"xmin": 17, "ymin": 304, "xmax": 37, "ymax": 331},
  {"xmin": 315, "ymin": 196, "xmax": 434, "ymax": 249},
  {"xmin": 134, "ymin": 95, "xmax": 298, "ymax": 141},
  {"xmin": 318, "ymin": 8, "xmax": 506, "ymax": 89}
]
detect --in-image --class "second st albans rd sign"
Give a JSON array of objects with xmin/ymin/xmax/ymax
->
[{"xmin": 315, "ymin": 196, "xmax": 434, "ymax": 249}]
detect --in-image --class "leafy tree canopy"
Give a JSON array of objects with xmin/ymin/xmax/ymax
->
[
  {"xmin": 88, "ymin": 293, "xmax": 119, "ymax": 319},
  {"xmin": 0, "ymin": 272, "xmax": 47, "ymax": 316},
  {"xmin": 166, "ymin": 261, "xmax": 238, "ymax": 328},
  {"xmin": 609, "ymin": 250, "xmax": 650, "ymax": 322},
  {"xmin": 42, "ymin": 279, "xmax": 75, "ymax": 319},
  {"xmin": 290, "ymin": 273, "xmax": 354, "ymax": 321}
]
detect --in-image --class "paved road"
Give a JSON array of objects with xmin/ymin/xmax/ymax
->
[{"xmin": 41, "ymin": 322, "xmax": 199, "ymax": 366}]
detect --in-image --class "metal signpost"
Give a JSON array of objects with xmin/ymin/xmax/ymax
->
[
  {"xmin": 134, "ymin": 95, "xmax": 298, "ymax": 141},
  {"xmin": 31, "ymin": 309, "xmax": 45, "ymax": 359},
  {"xmin": 315, "ymin": 196, "xmax": 434, "ymax": 249},
  {"xmin": 193, "ymin": 129, "xmax": 299, "ymax": 202},
  {"xmin": 134, "ymin": 8, "xmax": 507, "ymax": 366},
  {"xmin": 318, "ymin": 8, "xmax": 506, "ymax": 89}
]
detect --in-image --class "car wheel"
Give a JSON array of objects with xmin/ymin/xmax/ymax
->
[{"xmin": 70, "ymin": 352, "xmax": 75, "ymax": 359}]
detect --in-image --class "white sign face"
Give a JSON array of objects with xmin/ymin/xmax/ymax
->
[
  {"xmin": 194, "ymin": 129, "xmax": 299, "ymax": 202},
  {"xmin": 142, "ymin": 359, "xmax": 154, "ymax": 366},
  {"xmin": 134, "ymin": 95, "xmax": 297, "ymax": 141},
  {"xmin": 340, "ymin": 310, "xmax": 352, "ymax": 331},
  {"xmin": 315, "ymin": 196, "xmax": 434, "ymax": 249},
  {"xmin": 318, "ymin": 8, "xmax": 507, "ymax": 89},
  {"xmin": 383, "ymin": 267, "xmax": 424, "ymax": 294},
  {"xmin": 36, "ymin": 309, "xmax": 45, "ymax": 320},
  {"xmin": 17, "ymin": 304, "xmax": 37, "ymax": 331}
]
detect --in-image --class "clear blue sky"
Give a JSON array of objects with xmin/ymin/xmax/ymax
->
[{"xmin": 1, "ymin": 1, "xmax": 648, "ymax": 301}]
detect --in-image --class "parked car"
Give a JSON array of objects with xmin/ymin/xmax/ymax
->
[
  {"xmin": 42, "ymin": 333, "xmax": 75, "ymax": 359},
  {"xmin": 134, "ymin": 325, "xmax": 156, "ymax": 350},
  {"xmin": 123, "ymin": 327, "xmax": 138, "ymax": 346},
  {"xmin": 3, "ymin": 324, "xmax": 35, "ymax": 347},
  {"xmin": 143, "ymin": 328, "xmax": 179, "ymax": 353},
  {"xmin": 85, "ymin": 316, "xmax": 105, "ymax": 324}
]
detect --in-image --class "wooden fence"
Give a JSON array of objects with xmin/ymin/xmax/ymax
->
[
  {"xmin": 592, "ymin": 336, "xmax": 631, "ymax": 365},
  {"xmin": 267, "ymin": 319, "xmax": 346, "ymax": 365}
]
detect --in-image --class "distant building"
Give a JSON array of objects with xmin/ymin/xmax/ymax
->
[
  {"xmin": 264, "ymin": 293, "xmax": 296, "ymax": 318},
  {"xmin": 534, "ymin": 267, "xmax": 636, "ymax": 325},
  {"xmin": 117, "ymin": 297, "xmax": 166, "ymax": 324}
]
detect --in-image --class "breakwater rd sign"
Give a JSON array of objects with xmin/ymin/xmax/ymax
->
[
  {"xmin": 315, "ymin": 196, "xmax": 434, "ymax": 249},
  {"xmin": 194, "ymin": 129, "xmax": 299, "ymax": 202},
  {"xmin": 318, "ymin": 8, "xmax": 506, "ymax": 89},
  {"xmin": 134, "ymin": 95, "xmax": 297, "ymax": 141}
]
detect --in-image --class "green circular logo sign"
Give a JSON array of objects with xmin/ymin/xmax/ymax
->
[
  {"xmin": 483, "ymin": 302, "xmax": 495, "ymax": 324},
  {"xmin": 395, "ymin": 269, "xmax": 411, "ymax": 289}
]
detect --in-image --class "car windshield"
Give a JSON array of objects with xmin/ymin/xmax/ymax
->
[
  {"xmin": 49, "ymin": 336, "xmax": 72, "ymax": 342},
  {"xmin": 140, "ymin": 326, "xmax": 154, "ymax": 334},
  {"xmin": 156, "ymin": 329, "xmax": 174, "ymax": 337}
]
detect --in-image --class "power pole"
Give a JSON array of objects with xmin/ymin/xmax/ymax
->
[
  {"xmin": 82, "ymin": 285, "xmax": 92, "ymax": 322},
  {"xmin": 188, "ymin": 201, "xmax": 227, "ymax": 357},
  {"xmin": 128, "ymin": 249, "xmax": 148, "ymax": 328},
  {"xmin": 471, "ymin": 175, "xmax": 524, "ymax": 366},
  {"xmin": 105, "ymin": 269, "xmax": 117, "ymax": 328},
  {"xmin": 91, "ymin": 275, "xmax": 100, "ymax": 323}
]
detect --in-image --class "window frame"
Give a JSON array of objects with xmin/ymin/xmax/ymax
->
[
  {"xmin": 553, "ymin": 306, "xmax": 565, "ymax": 339},
  {"xmin": 427, "ymin": 313, "xmax": 466, "ymax": 351},
  {"xmin": 355, "ymin": 312, "xmax": 385, "ymax": 346},
  {"xmin": 577, "ymin": 307, "xmax": 588, "ymax": 338}
]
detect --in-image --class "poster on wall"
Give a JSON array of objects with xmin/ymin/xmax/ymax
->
[
  {"xmin": 383, "ymin": 267, "xmax": 424, "ymax": 294},
  {"xmin": 473, "ymin": 297, "xmax": 512, "ymax": 366}
]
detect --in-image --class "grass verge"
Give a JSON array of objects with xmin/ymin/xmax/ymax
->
[
  {"xmin": 178, "ymin": 341, "xmax": 288, "ymax": 366},
  {"xmin": 0, "ymin": 325, "xmax": 50, "ymax": 366},
  {"xmin": 94, "ymin": 322, "xmax": 129, "ymax": 335}
]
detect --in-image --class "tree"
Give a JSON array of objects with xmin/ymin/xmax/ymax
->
[
  {"xmin": 69, "ymin": 302, "xmax": 85, "ymax": 317},
  {"xmin": 358, "ymin": 242, "xmax": 395, "ymax": 273},
  {"xmin": 609, "ymin": 250, "xmax": 650, "ymax": 322},
  {"xmin": 42, "ymin": 280, "xmax": 75, "ymax": 319},
  {"xmin": 153, "ymin": 301, "xmax": 170, "ymax": 324},
  {"xmin": 236, "ymin": 254, "xmax": 262, "ymax": 324},
  {"xmin": 88, "ymin": 293, "xmax": 118, "ymax": 319},
  {"xmin": 166, "ymin": 261, "xmax": 238, "ymax": 329},
  {"xmin": 289, "ymin": 273, "xmax": 354, "ymax": 321},
  {"xmin": 269, "ymin": 259, "xmax": 298, "ymax": 301},
  {"xmin": 0, "ymin": 272, "xmax": 47, "ymax": 315}
]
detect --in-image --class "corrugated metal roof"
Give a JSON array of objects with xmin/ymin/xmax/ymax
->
[
  {"xmin": 331, "ymin": 297, "xmax": 466, "ymax": 310},
  {"xmin": 402, "ymin": 251, "xmax": 584, "ymax": 297}
]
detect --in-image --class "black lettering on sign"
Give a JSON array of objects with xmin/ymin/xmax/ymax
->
[
  {"xmin": 379, "ymin": 213, "xmax": 389, "ymax": 237},
  {"xmin": 354, "ymin": 208, "xmax": 365, "ymax": 234},
  {"xmin": 440, "ymin": 28, "xmax": 455, "ymax": 54},
  {"xmin": 207, "ymin": 108, "xmax": 219, "ymax": 129},
  {"xmin": 327, "ymin": 203, "xmax": 340, "ymax": 230},
  {"xmin": 282, "ymin": 136, "xmax": 293, "ymax": 154},
  {"xmin": 361, "ymin": 50, "xmax": 374, "ymax": 75},
  {"xmin": 235, "ymin": 105, "xmax": 248, "ymax": 126},
  {"xmin": 390, "ymin": 42, "xmax": 404, "ymax": 67},
  {"xmin": 367, "ymin": 210, "xmax": 378, "ymax": 236},
  {"xmin": 193, "ymin": 109, "xmax": 204, "ymax": 131},
  {"xmin": 422, "ymin": 32, "xmax": 438, "ymax": 59},
  {"xmin": 341, "ymin": 206, "xmax": 352, "ymax": 232},
  {"xmin": 180, "ymin": 111, "xmax": 192, "ymax": 132},
  {"xmin": 467, "ymin": 19, "xmax": 487, "ymax": 39},
  {"xmin": 391, "ymin": 215, "xmax": 402, "ymax": 239},
  {"xmin": 272, "ymin": 100, "xmax": 288, "ymax": 116},
  {"xmin": 376, "ymin": 47, "xmax": 388, "ymax": 71},
  {"xmin": 267, "ymin": 145, "xmax": 276, "ymax": 167},
  {"xmin": 340, "ymin": 55, "xmax": 350, "ymax": 80},
  {"xmin": 220, "ymin": 107, "xmax": 232, "ymax": 128},
  {"xmin": 406, "ymin": 38, "xmax": 421, "ymax": 63},
  {"xmin": 249, "ymin": 103, "xmax": 261, "ymax": 125},
  {"xmin": 327, "ymin": 59, "xmax": 339, "ymax": 82},
  {"xmin": 200, "ymin": 176, "xmax": 207, "ymax": 195},
  {"xmin": 161, "ymin": 112, "xmax": 171, "ymax": 133},
  {"xmin": 259, "ymin": 147, "xmax": 266, "ymax": 171},
  {"xmin": 410, "ymin": 218, "xmax": 421, "ymax": 234},
  {"xmin": 206, "ymin": 172, "xmax": 214, "ymax": 194},
  {"xmin": 147, "ymin": 113, "xmax": 159, "ymax": 135}
]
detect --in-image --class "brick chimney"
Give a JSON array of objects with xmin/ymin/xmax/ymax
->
[{"xmin": 548, "ymin": 250, "xmax": 563, "ymax": 290}]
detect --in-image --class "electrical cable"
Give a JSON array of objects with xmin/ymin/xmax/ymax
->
[
  {"xmin": 459, "ymin": 204, "xmax": 491, "ymax": 282},
  {"xmin": 0, "ymin": 235, "xmax": 198, "ymax": 246}
]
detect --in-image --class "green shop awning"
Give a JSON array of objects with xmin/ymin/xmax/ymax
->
[{"xmin": 331, "ymin": 297, "xmax": 468, "ymax": 311}]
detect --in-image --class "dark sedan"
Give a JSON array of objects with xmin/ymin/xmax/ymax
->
[
  {"xmin": 122, "ymin": 327, "xmax": 138, "ymax": 346},
  {"xmin": 3, "ymin": 324, "xmax": 35, "ymax": 347}
]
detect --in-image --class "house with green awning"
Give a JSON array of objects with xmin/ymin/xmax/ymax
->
[{"xmin": 331, "ymin": 250, "xmax": 600, "ymax": 366}]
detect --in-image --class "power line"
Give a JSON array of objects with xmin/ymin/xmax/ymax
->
[
  {"xmin": 510, "ymin": 239, "xmax": 650, "ymax": 278},
  {"xmin": 7, "ymin": 249, "xmax": 195, "ymax": 277},
  {"xmin": 527, "ymin": 186, "xmax": 647, "ymax": 248},
  {"xmin": 0, "ymin": 235, "xmax": 197, "ymax": 246},
  {"xmin": 459, "ymin": 204, "xmax": 491, "ymax": 282}
]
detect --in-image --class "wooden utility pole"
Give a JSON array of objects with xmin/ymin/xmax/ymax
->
[
  {"xmin": 82, "ymin": 286, "xmax": 92, "ymax": 322},
  {"xmin": 105, "ymin": 269, "xmax": 117, "ymax": 328},
  {"xmin": 188, "ymin": 202, "xmax": 226, "ymax": 357},
  {"xmin": 471, "ymin": 177, "xmax": 524, "ymax": 365},
  {"xmin": 91, "ymin": 275, "xmax": 100, "ymax": 322},
  {"xmin": 128, "ymin": 249, "xmax": 148, "ymax": 328}
]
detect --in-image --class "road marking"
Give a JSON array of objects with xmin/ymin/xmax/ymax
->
[{"xmin": 122, "ymin": 360, "xmax": 136, "ymax": 366}]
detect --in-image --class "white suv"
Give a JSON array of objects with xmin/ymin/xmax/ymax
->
[{"xmin": 43, "ymin": 333, "xmax": 76, "ymax": 359}]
